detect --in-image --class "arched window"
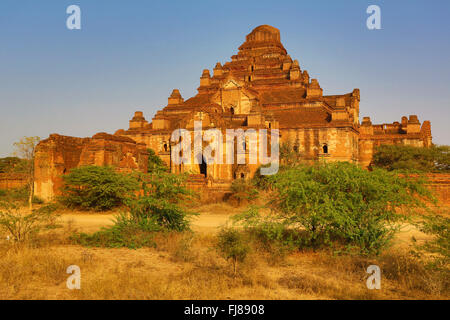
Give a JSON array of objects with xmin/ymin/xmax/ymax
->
[
  {"xmin": 322, "ymin": 144, "xmax": 328, "ymax": 154},
  {"xmin": 240, "ymin": 173, "xmax": 245, "ymax": 179},
  {"xmin": 230, "ymin": 107, "xmax": 235, "ymax": 115},
  {"xmin": 164, "ymin": 143, "xmax": 168, "ymax": 152}
]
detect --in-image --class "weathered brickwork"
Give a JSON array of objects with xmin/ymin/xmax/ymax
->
[
  {"xmin": 426, "ymin": 174, "xmax": 450, "ymax": 206},
  {"xmin": 34, "ymin": 133, "xmax": 148, "ymax": 201},
  {"xmin": 33, "ymin": 25, "xmax": 435, "ymax": 200},
  {"xmin": 117, "ymin": 25, "xmax": 431, "ymax": 185},
  {"xmin": 359, "ymin": 116, "xmax": 432, "ymax": 168},
  {"xmin": 0, "ymin": 173, "xmax": 28, "ymax": 190}
]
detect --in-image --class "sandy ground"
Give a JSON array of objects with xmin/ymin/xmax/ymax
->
[
  {"xmin": 58, "ymin": 211, "xmax": 233, "ymax": 234},
  {"xmin": 57, "ymin": 207, "xmax": 434, "ymax": 249}
]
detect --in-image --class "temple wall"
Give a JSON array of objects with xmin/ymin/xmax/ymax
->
[
  {"xmin": 34, "ymin": 133, "xmax": 148, "ymax": 201},
  {"xmin": 426, "ymin": 173, "xmax": 450, "ymax": 207},
  {"xmin": 0, "ymin": 173, "xmax": 28, "ymax": 190},
  {"xmin": 281, "ymin": 127, "xmax": 358, "ymax": 162},
  {"xmin": 359, "ymin": 136, "xmax": 427, "ymax": 168}
]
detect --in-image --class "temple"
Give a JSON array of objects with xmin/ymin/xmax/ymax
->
[{"xmin": 34, "ymin": 25, "xmax": 432, "ymax": 200}]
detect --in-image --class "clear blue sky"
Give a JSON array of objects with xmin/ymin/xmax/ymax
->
[{"xmin": 0, "ymin": 0, "xmax": 449, "ymax": 157}]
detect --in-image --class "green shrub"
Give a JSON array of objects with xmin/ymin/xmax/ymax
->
[
  {"xmin": 216, "ymin": 228, "xmax": 250, "ymax": 275},
  {"xmin": 237, "ymin": 162, "xmax": 433, "ymax": 255},
  {"xmin": 128, "ymin": 197, "xmax": 192, "ymax": 232},
  {"xmin": 141, "ymin": 171, "xmax": 192, "ymax": 201},
  {"xmin": 60, "ymin": 166, "xmax": 140, "ymax": 211},
  {"xmin": 414, "ymin": 215, "xmax": 449, "ymax": 270},
  {"xmin": 72, "ymin": 170, "xmax": 196, "ymax": 249},
  {"xmin": 147, "ymin": 149, "xmax": 167, "ymax": 173},
  {"xmin": 372, "ymin": 144, "xmax": 450, "ymax": 173},
  {"xmin": 233, "ymin": 206, "xmax": 302, "ymax": 250},
  {"xmin": 71, "ymin": 212, "xmax": 159, "ymax": 249},
  {"xmin": 126, "ymin": 171, "xmax": 195, "ymax": 232},
  {"xmin": 0, "ymin": 202, "xmax": 59, "ymax": 242},
  {"xmin": 279, "ymin": 141, "xmax": 303, "ymax": 166},
  {"xmin": 229, "ymin": 179, "xmax": 259, "ymax": 206},
  {"xmin": 0, "ymin": 186, "xmax": 37, "ymax": 205}
]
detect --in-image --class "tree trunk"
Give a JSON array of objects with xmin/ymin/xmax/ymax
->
[{"xmin": 28, "ymin": 159, "xmax": 34, "ymax": 212}]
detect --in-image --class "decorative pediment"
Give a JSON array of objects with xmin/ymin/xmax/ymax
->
[{"xmin": 223, "ymin": 79, "xmax": 241, "ymax": 90}]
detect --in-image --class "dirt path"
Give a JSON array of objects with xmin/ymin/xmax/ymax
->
[
  {"xmin": 59, "ymin": 212, "xmax": 233, "ymax": 234},
  {"xmin": 57, "ymin": 204, "xmax": 434, "ymax": 246}
]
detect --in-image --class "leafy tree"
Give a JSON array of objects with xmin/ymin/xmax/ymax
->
[
  {"xmin": 61, "ymin": 166, "xmax": 140, "ymax": 211},
  {"xmin": 229, "ymin": 179, "xmax": 259, "ymax": 206},
  {"xmin": 130, "ymin": 171, "xmax": 195, "ymax": 231},
  {"xmin": 237, "ymin": 162, "xmax": 433, "ymax": 255},
  {"xmin": 372, "ymin": 144, "xmax": 450, "ymax": 173},
  {"xmin": 147, "ymin": 149, "xmax": 167, "ymax": 173},
  {"xmin": 71, "ymin": 212, "xmax": 159, "ymax": 249},
  {"xmin": 140, "ymin": 170, "xmax": 191, "ymax": 202},
  {"xmin": 216, "ymin": 228, "xmax": 250, "ymax": 276},
  {"xmin": 279, "ymin": 141, "xmax": 303, "ymax": 167},
  {"xmin": 72, "ymin": 170, "xmax": 196, "ymax": 248},
  {"xmin": 414, "ymin": 215, "xmax": 449, "ymax": 269},
  {"xmin": 0, "ymin": 201, "xmax": 59, "ymax": 242},
  {"xmin": 13, "ymin": 137, "xmax": 40, "ymax": 210}
]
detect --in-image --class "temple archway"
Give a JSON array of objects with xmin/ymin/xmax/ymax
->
[{"xmin": 199, "ymin": 156, "xmax": 207, "ymax": 177}]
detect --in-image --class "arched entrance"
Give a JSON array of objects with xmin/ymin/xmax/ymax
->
[{"xmin": 199, "ymin": 156, "xmax": 207, "ymax": 177}]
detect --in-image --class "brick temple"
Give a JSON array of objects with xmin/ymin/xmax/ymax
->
[{"xmin": 34, "ymin": 25, "xmax": 432, "ymax": 201}]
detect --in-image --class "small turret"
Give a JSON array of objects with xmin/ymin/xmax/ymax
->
[
  {"xmin": 290, "ymin": 60, "xmax": 301, "ymax": 80},
  {"xmin": 282, "ymin": 55, "xmax": 292, "ymax": 71},
  {"xmin": 407, "ymin": 115, "xmax": 421, "ymax": 134},
  {"xmin": 213, "ymin": 63, "xmax": 223, "ymax": 77},
  {"xmin": 168, "ymin": 89, "xmax": 184, "ymax": 105},
  {"xmin": 200, "ymin": 69, "xmax": 211, "ymax": 87},
  {"xmin": 306, "ymin": 79, "xmax": 323, "ymax": 97},
  {"xmin": 129, "ymin": 111, "xmax": 148, "ymax": 129}
]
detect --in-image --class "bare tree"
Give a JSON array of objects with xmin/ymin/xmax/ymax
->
[{"xmin": 13, "ymin": 136, "xmax": 40, "ymax": 211}]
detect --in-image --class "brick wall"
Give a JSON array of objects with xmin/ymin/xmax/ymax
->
[
  {"xmin": 0, "ymin": 173, "xmax": 28, "ymax": 190},
  {"xmin": 426, "ymin": 173, "xmax": 450, "ymax": 207}
]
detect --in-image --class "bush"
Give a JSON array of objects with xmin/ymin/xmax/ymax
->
[
  {"xmin": 229, "ymin": 179, "xmax": 259, "ymax": 206},
  {"xmin": 372, "ymin": 144, "xmax": 450, "ymax": 173},
  {"xmin": 232, "ymin": 206, "xmax": 302, "ymax": 251},
  {"xmin": 147, "ymin": 149, "xmax": 167, "ymax": 173},
  {"xmin": 0, "ymin": 202, "xmax": 59, "ymax": 242},
  {"xmin": 128, "ymin": 197, "xmax": 192, "ymax": 232},
  {"xmin": 237, "ymin": 162, "xmax": 433, "ymax": 255},
  {"xmin": 414, "ymin": 215, "xmax": 449, "ymax": 271},
  {"xmin": 71, "ymin": 212, "xmax": 159, "ymax": 249},
  {"xmin": 72, "ymin": 170, "xmax": 196, "ymax": 249},
  {"xmin": 60, "ymin": 166, "xmax": 140, "ymax": 211},
  {"xmin": 279, "ymin": 141, "xmax": 303, "ymax": 166},
  {"xmin": 216, "ymin": 228, "xmax": 250, "ymax": 275}
]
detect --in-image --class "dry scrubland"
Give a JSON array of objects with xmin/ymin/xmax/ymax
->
[{"xmin": 0, "ymin": 203, "xmax": 448, "ymax": 300}]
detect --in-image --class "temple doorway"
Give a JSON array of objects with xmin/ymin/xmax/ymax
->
[{"xmin": 199, "ymin": 156, "xmax": 207, "ymax": 177}]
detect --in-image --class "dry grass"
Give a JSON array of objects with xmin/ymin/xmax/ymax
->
[{"xmin": 0, "ymin": 210, "xmax": 448, "ymax": 300}]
